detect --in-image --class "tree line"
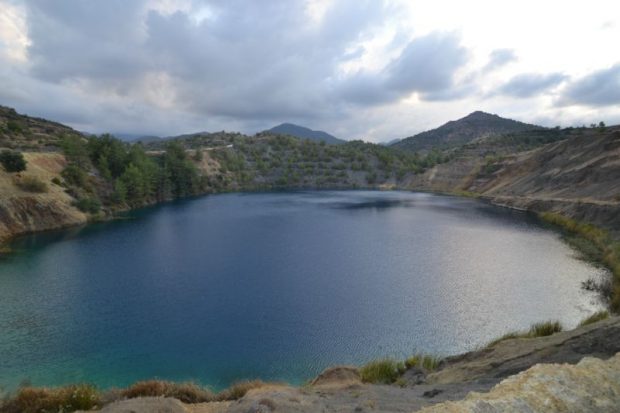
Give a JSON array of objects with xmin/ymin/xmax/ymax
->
[{"xmin": 60, "ymin": 134, "xmax": 203, "ymax": 212}]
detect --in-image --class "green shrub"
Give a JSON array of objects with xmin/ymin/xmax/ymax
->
[
  {"xmin": 0, "ymin": 384, "xmax": 100, "ymax": 413},
  {"xmin": 61, "ymin": 164, "xmax": 87, "ymax": 187},
  {"xmin": 359, "ymin": 359, "xmax": 404, "ymax": 384},
  {"xmin": 74, "ymin": 197, "xmax": 101, "ymax": 214},
  {"xmin": 0, "ymin": 149, "xmax": 27, "ymax": 172},
  {"xmin": 528, "ymin": 320, "xmax": 563, "ymax": 337},
  {"xmin": 15, "ymin": 175, "xmax": 48, "ymax": 193},
  {"xmin": 6, "ymin": 120, "xmax": 23, "ymax": 133},
  {"xmin": 578, "ymin": 310, "xmax": 609, "ymax": 327}
]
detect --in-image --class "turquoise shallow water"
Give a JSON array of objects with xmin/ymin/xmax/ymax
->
[{"xmin": 0, "ymin": 191, "xmax": 604, "ymax": 392}]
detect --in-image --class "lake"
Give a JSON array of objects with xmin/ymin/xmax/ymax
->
[{"xmin": 0, "ymin": 191, "xmax": 605, "ymax": 391}]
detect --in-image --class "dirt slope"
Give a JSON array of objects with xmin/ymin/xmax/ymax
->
[
  {"xmin": 0, "ymin": 152, "xmax": 86, "ymax": 245},
  {"xmin": 410, "ymin": 127, "xmax": 620, "ymax": 234}
]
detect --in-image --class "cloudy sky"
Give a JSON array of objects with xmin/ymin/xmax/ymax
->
[{"xmin": 1, "ymin": 0, "xmax": 619, "ymax": 142}]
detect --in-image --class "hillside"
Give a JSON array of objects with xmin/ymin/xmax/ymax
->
[
  {"xmin": 392, "ymin": 111, "xmax": 543, "ymax": 152},
  {"xmin": 265, "ymin": 123, "xmax": 345, "ymax": 144},
  {"xmin": 410, "ymin": 125, "xmax": 620, "ymax": 232},
  {"xmin": 144, "ymin": 131, "xmax": 441, "ymax": 192},
  {"xmin": 0, "ymin": 107, "xmax": 445, "ymax": 246},
  {"xmin": 0, "ymin": 105, "xmax": 82, "ymax": 151}
]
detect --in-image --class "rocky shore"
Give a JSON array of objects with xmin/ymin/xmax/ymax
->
[{"xmin": 83, "ymin": 317, "xmax": 620, "ymax": 413}]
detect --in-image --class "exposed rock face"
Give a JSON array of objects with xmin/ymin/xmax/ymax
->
[
  {"xmin": 418, "ymin": 353, "xmax": 620, "ymax": 413},
  {"xmin": 427, "ymin": 316, "xmax": 620, "ymax": 385},
  {"xmin": 409, "ymin": 127, "xmax": 620, "ymax": 235},
  {"xmin": 98, "ymin": 396, "xmax": 192, "ymax": 413},
  {"xmin": 310, "ymin": 366, "xmax": 361, "ymax": 386}
]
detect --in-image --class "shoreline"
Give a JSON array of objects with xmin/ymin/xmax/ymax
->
[
  {"xmin": 0, "ymin": 188, "xmax": 618, "ymax": 411},
  {"xmin": 1, "ymin": 315, "xmax": 618, "ymax": 412}
]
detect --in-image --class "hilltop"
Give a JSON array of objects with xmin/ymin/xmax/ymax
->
[
  {"xmin": 0, "ymin": 105, "xmax": 82, "ymax": 151},
  {"xmin": 265, "ymin": 123, "xmax": 345, "ymax": 144},
  {"xmin": 392, "ymin": 111, "xmax": 543, "ymax": 152}
]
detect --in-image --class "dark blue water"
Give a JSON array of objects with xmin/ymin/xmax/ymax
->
[{"xmin": 0, "ymin": 191, "xmax": 604, "ymax": 392}]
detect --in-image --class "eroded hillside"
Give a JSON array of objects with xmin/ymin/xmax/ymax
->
[{"xmin": 411, "ymin": 126, "xmax": 620, "ymax": 233}]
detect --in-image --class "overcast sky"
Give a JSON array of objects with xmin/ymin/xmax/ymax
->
[{"xmin": 1, "ymin": 0, "xmax": 619, "ymax": 142}]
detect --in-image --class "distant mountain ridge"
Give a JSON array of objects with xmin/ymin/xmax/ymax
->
[
  {"xmin": 392, "ymin": 111, "xmax": 543, "ymax": 152},
  {"xmin": 265, "ymin": 123, "xmax": 344, "ymax": 144}
]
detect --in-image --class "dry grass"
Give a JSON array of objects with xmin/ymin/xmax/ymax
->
[
  {"xmin": 0, "ymin": 384, "xmax": 100, "ymax": 413},
  {"xmin": 120, "ymin": 380, "xmax": 214, "ymax": 403},
  {"xmin": 0, "ymin": 378, "xmax": 275, "ymax": 411},
  {"xmin": 14, "ymin": 175, "xmax": 48, "ymax": 193},
  {"xmin": 215, "ymin": 380, "xmax": 268, "ymax": 401}
]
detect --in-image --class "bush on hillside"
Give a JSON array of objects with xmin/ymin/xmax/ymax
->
[
  {"xmin": 74, "ymin": 197, "xmax": 101, "ymax": 214},
  {"xmin": 0, "ymin": 150, "xmax": 27, "ymax": 172},
  {"xmin": 15, "ymin": 175, "xmax": 48, "ymax": 193}
]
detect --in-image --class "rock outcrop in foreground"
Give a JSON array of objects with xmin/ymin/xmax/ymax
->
[
  {"xmin": 419, "ymin": 354, "xmax": 620, "ymax": 413},
  {"xmin": 86, "ymin": 317, "xmax": 620, "ymax": 413}
]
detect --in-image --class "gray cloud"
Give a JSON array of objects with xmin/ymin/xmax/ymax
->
[
  {"xmin": 559, "ymin": 64, "xmax": 620, "ymax": 106},
  {"xmin": 0, "ymin": 1, "xmax": 472, "ymax": 135},
  {"xmin": 25, "ymin": 0, "xmax": 146, "ymax": 84},
  {"xmin": 482, "ymin": 48, "xmax": 517, "ymax": 72},
  {"xmin": 2, "ymin": 1, "xmax": 617, "ymax": 140},
  {"xmin": 337, "ymin": 32, "xmax": 469, "ymax": 105},
  {"xmin": 16, "ymin": 0, "xmax": 393, "ymax": 127},
  {"xmin": 384, "ymin": 32, "xmax": 468, "ymax": 95},
  {"xmin": 497, "ymin": 72, "xmax": 567, "ymax": 98}
]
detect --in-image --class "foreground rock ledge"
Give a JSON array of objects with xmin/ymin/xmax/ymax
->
[{"xmin": 417, "ymin": 353, "xmax": 620, "ymax": 413}]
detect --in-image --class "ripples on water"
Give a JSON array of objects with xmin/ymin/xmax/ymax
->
[{"xmin": 0, "ymin": 191, "xmax": 604, "ymax": 391}]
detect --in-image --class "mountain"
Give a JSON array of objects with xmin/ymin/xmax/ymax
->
[
  {"xmin": 112, "ymin": 133, "xmax": 161, "ymax": 142},
  {"xmin": 381, "ymin": 138, "xmax": 402, "ymax": 146},
  {"xmin": 265, "ymin": 123, "xmax": 344, "ymax": 144},
  {"xmin": 392, "ymin": 111, "xmax": 543, "ymax": 152}
]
